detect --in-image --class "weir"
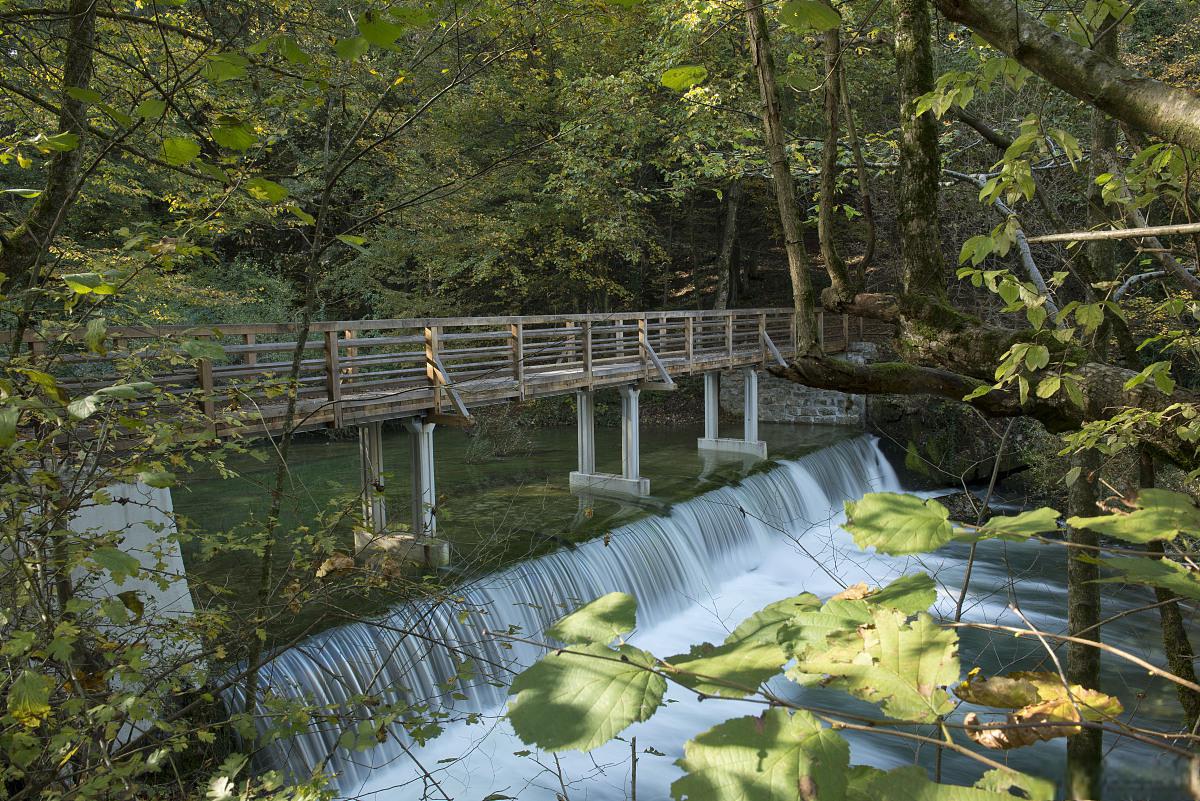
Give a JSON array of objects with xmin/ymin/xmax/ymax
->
[{"xmin": 223, "ymin": 435, "xmax": 899, "ymax": 789}]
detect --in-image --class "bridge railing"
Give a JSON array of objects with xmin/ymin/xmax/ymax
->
[{"xmin": 4, "ymin": 308, "xmax": 891, "ymax": 437}]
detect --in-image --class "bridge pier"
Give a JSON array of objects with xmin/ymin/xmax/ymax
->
[
  {"xmin": 354, "ymin": 418, "xmax": 447, "ymax": 565},
  {"xmin": 405, "ymin": 417, "xmax": 438, "ymax": 537},
  {"xmin": 569, "ymin": 387, "xmax": 650, "ymax": 496},
  {"xmin": 697, "ymin": 368, "xmax": 767, "ymax": 459}
]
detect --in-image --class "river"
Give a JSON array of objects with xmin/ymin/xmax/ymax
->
[{"xmin": 177, "ymin": 423, "xmax": 1189, "ymax": 800}]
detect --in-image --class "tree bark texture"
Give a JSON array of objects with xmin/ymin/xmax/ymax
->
[
  {"xmin": 933, "ymin": 0, "xmax": 1200, "ymax": 149},
  {"xmin": 1, "ymin": 0, "xmax": 97, "ymax": 290},
  {"xmin": 841, "ymin": 65, "xmax": 876, "ymax": 279},
  {"xmin": 745, "ymin": 0, "xmax": 818, "ymax": 351},
  {"xmin": 1065, "ymin": 449, "xmax": 1103, "ymax": 800},
  {"xmin": 819, "ymin": 20, "xmax": 855, "ymax": 302},
  {"xmin": 713, "ymin": 181, "xmax": 742, "ymax": 310},
  {"xmin": 893, "ymin": 0, "xmax": 947, "ymax": 300}
]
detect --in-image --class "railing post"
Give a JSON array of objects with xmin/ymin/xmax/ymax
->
[
  {"xmin": 581, "ymin": 320, "xmax": 593, "ymax": 385},
  {"xmin": 725, "ymin": 312, "xmax": 734, "ymax": 361},
  {"xmin": 817, "ymin": 310, "xmax": 826, "ymax": 352},
  {"xmin": 424, "ymin": 325, "xmax": 441, "ymax": 413},
  {"xmin": 324, "ymin": 329, "xmax": 342, "ymax": 427},
  {"xmin": 197, "ymin": 348, "xmax": 215, "ymax": 421},
  {"xmin": 685, "ymin": 317, "xmax": 694, "ymax": 368},
  {"xmin": 510, "ymin": 322, "xmax": 525, "ymax": 400},
  {"xmin": 758, "ymin": 312, "xmax": 767, "ymax": 363},
  {"xmin": 842, "ymin": 314, "xmax": 850, "ymax": 351},
  {"xmin": 244, "ymin": 332, "xmax": 256, "ymax": 368},
  {"xmin": 637, "ymin": 315, "xmax": 648, "ymax": 377}
]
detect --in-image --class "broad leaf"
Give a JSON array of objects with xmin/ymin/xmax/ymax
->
[
  {"xmin": 545, "ymin": 592, "xmax": 636, "ymax": 644},
  {"xmin": 847, "ymin": 766, "xmax": 1038, "ymax": 801},
  {"xmin": 7, "ymin": 671, "xmax": 54, "ymax": 728},
  {"xmin": 212, "ymin": 122, "xmax": 258, "ymax": 150},
  {"xmin": 795, "ymin": 610, "xmax": 959, "ymax": 722},
  {"xmin": 724, "ymin": 592, "xmax": 819, "ymax": 645},
  {"xmin": 661, "ymin": 66, "xmax": 708, "ymax": 91},
  {"xmin": 162, "ymin": 137, "xmax": 201, "ymax": 166},
  {"xmin": 90, "ymin": 547, "xmax": 140, "ymax": 584},
  {"xmin": 1087, "ymin": 554, "xmax": 1200, "ymax": 600},
  {"xmin": 867, "ymin": 572, "xmax": 937, "ymax": 613},
  {"xmin": 671, "ymin": 709, "xmax": 849, "ymax": 801},
  {"xmin": 1067, "ymin": 489, "xmax": 1200, "ymax": 543},
  {"xmin": 507, "ymin": 643, "xmax": 665, "ymax": 751},
  {"xmin": 974, "ymin": 507, "xmax": 1060, "ymax": 538},
  {"xmin": 780, "ymin": 0, "xmax": 841, "ymax": 32},
  {"xmin": 665, "ymin": 638, "xmax": 787, "ymax": 698},
  {"xmin": 844, "ymin": 493, "xmax": 955, "ymax": 555},
  {"xmin": 244, "ymin": 177, "xmax": 288, "ymax": 203}
]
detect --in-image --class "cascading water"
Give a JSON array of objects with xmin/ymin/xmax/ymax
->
[{"xmin": 232, "ymin": 434, "xmax": 1186, "ymax": 800}]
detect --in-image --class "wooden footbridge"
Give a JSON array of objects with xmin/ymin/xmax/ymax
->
[{"xmin": 15, "ymin": 308, "xmax": 888, "ymax": 546}]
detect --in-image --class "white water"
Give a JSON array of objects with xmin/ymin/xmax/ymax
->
[{"xmin": 237, "ymin": 435, "xmax": 1185, "ymax": 800}]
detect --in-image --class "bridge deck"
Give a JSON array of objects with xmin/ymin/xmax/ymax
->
[{"xmin": 16, "ymin": 309, "xmax": 890, "ymax": 438}]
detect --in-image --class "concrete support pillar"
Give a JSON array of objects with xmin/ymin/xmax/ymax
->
[
  {"xmin": 568, "ymin": 386, "xmax": 650, "ymax": 496},
  {"xmin": 743, "ymin": 367, "xmax": 759, "ymax": 443},
  {"xmin": 620, "ymin": 385, "xmax": 641, "ymax": 480},
  {"xmin": 576, "ymin": 389, "xmax": 595, "ymax": 475},
  {"xmin": 405, "ymin": 417, "xmax": 437, "ymax": 537},
  {"xmin": 703, "ymin": 372, "xmax": 720, "ymax": 441},
  {"xmin": 358, "ymin": 421, "xmax": 387, "ymax": 534},
  {"xmin": 698, "ymin": 369, "xmax": 767, "ymax": 460}
]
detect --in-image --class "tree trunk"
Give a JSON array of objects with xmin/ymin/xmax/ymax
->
[
  {"xmin": 1, "ymin": 0, "xmax": 97, "ymax": 291},
  {"xmin": 745, "ymin": 0, "xmax": 818, "ymax": 352},
  {"xmin": 714, "ymin": 181, "xmax": 743, "ymax": 310},
  {"xmin": 819, "ymin": 19, "xmax": 855, "ymax": 303},
  {"xmin": 932, "ymin": 0, "xmax": 1200, "ymax": 150},
  {"xmin": 1066, "ymin": 449, "xmax": 1103, "ymax": 800},
  {"xmin": 841, "ymin": 64, "xmax": 876, "ymax": 280},
  {"xmin": 1139, "ymin": 449, "xmax": 1200, "ymax": 733},
  {"xmin": 893, "ymin": 0, "xmax": 947, "ymax": 301}
]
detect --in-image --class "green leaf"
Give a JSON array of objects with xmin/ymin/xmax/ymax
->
[
  {"xmin": 671, "ymin": 709, "xmax": 849, "ymax": 801},
  {"xmin": 334, "ymin": 36, "xmax": 370, "ymax": 61},
  {"xmin": 277, "ymin": 37, "xmax": 312, "ymax": 65},
  {"xmin": 795, "ymin": 610, "xmax": 959, "ymax": 722},
  {"xmin": 974, "ymin": 769, "xmax": 1055, "ymax": 801},
  {"xmin": 61, "ymin": 272, "xmax": 116, "ymax": 295},
  {"xmin": 244, "ymin": 177, "xmax": 288, "ymax": 203},
  {"xmin": 0, "ymin": 407, "xmax": 18, "ymax": 448},
  {"xmin": 7, "ymin": 671, "xmax": 54, "ymax": 728},
  {"xmin": 665, "ymin": 638, "xmax": 788, "ymax": 698},
  {"xmin": 848, "ymin": 765, "xmax": 1034, "ymax": 801},
  {"xmin": 288, "ymin": 205, "xmax": 315, "ymax": 224},
  {"xmin": 545, "ymin": 592, "xmax": 636, "ymax": 644},
  {"xmin": 780, "ymin": 0, "xmax": 842, "ymax": 31},
  {"xmin": 336, "ymin": 233, "xmax": 368, "ymax": 252},
  {"xmin": 1035, "ymin": 375, "xmax": 1060, "ymax": 398},
  {"xmin": 506, "ymin": 643, "xmax": 665, "ymax": 751},
  {"xmin": 203, "ymin": 52, "xmax": 249, "ymax": 83},
  {"xmin": 359, "ymin": 13, "xmax": 405, "ymax": 47},
  {"xmin": 85, "ymin": 316, "xmax": 107, "ymax": 355},
  {"xmin": 1067, "ymin": 488, "xmax": 1200, "ymax": 543},
  {"xmin": 162, "ymin": 137, "xmax": 201, "ymax": 166},
  {"xmin": 661, "ymin": 66, "xmax": 708, "ymax": 91},
  {"xmin": 138, "ymin": 469, "xmax": 177, "ymax": 488},
  {"xmin": 136, "ymin": 98, "xmax": 167, "ymax": 119},
  {"xmin": 212, "ymin": 122, "xmax": 259, "ymax": 150},
  {"xmin": 66, "ymin": 86, "xmax": 103, "ymax": 104},
  {"xmin": 724, "ymin": 592, "xmax": 820, "ymax": 645},
  {"xmin": 36, "ymin": 132, "xmax": 80, "ymax": 152},
  {"xmin": 975, "ymin": 507, "xmax": 1060, "ymax": 538},
  {"xmin": 90, "ymin": 547, "xmax": 140, "ymax": 584},
  {"xmin": 1023, "ymin": 344, "xmax": 1049, "ymax": 371},
  {"xmin": 844, "ymin": 493, "xmax": 955, "ymax": 555},
  {"xmin": 867, "ymin": 572, "xmax": 937, "ymax": 613},
  {"xmin": 181, "ymin": 339, "xmax": 225, "ymax": 360},
  {"xmin": 1087, "ymin": 555, "xmax": 1200, "ymax": 600}
]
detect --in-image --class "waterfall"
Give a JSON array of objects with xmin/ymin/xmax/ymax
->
[{"xmin": 230, "ymin": 436, "xmax": 898, "ymax": 791}]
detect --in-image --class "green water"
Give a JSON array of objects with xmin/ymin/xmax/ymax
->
[{"xmin": 173, "ymin": 418, "xmax": 856, "ymax": 621}]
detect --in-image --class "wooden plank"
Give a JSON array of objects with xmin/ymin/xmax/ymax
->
[
  {"xmin": 510, "ymin": 323, "xmax": 525, "ymax": 400},
  {"xmin": 324, "ymin": 330, "xmax": 342, "ymax": 427},
  {"xmin": 424, "ymin": 325, "xmax": 441, "ymax": 413}
]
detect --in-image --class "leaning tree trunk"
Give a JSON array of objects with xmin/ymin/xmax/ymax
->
[
  {"xmin": 1, "ymin": 0, "xmax": 97, "ymax": 293},
  {"xmin": 1065, "ymin": 448, "xmax": 1103, "ymax": 799},
  {"xmin": 1139, "ymin": 449, "xmax": 1200, "ymax": 733},
  {"xmin": 745, "ymin": 0, "xmax": 818, "ymax": 352},
  {"xmin": 818, "ymin": 16, "xmax": 855, "ymax": 303},
  {"xmin": 714, "ymin": 180, "xmax": 743, "ymax": 310},
  {"xmin": 840, "ymin": 63, "xmax": 876, "ymax": 280},
  {"xmin": 893, "ymin": 0, "xmax": 947, "ymax": 305}
]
